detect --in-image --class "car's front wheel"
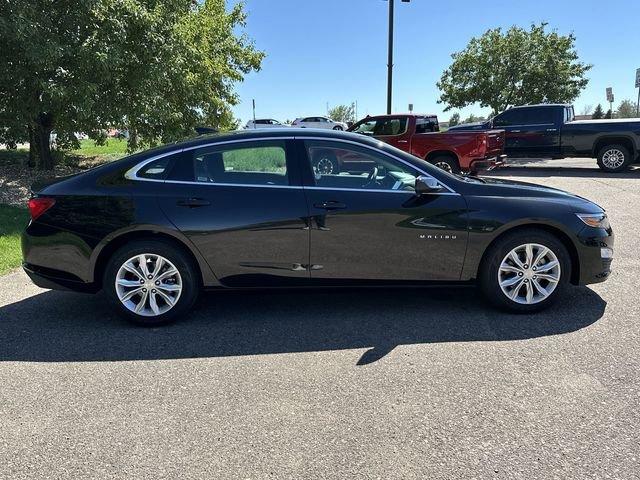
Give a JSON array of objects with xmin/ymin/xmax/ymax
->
[
  {"xmin": 103, "ymin": 240, "xmax": 200, "ymax": 326},
  {"xmin": 332, "ymin": 126, "xmax": 343, "ymax": 131},
  {"xmin": 479, "ymin": 229, "xmax": 571, "ymax": 312}
]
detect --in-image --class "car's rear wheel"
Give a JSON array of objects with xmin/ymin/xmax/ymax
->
[
  {"xmin": 479, "ymin": 229, "xmax": 571, "ymax": 312},
  {"xmin": 429, "ymin": 155, "xmax": 460, "ymax": 174},
  {"xmin": 333, "ymin": 126, "xmax": 343, "ymax": 131},
  {"xmin": 597, "ymin": 144, "xmax": 632, "ymax": 172},
  {"xmin": 103, "ymin": 240, "xmax": 200, "ymax": 326}
]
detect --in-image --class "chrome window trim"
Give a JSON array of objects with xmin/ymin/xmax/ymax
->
[{"xmin": 124, "ymin": 135, "xmax": 458, "ymax": 195}]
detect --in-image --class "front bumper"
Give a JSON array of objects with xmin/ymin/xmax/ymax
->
[{"xmin": 576, "ymin": 225, "xmax": 615, "ymax": 285}]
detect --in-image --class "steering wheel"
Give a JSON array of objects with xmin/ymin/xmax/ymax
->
[{"xmin": 363, "ymin": 166, "xmax": 379, "ymax": 188}]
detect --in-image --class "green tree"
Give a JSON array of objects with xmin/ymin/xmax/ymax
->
[
  {"xmin": 592, "ymin": 104, "xmax": 604, "ymax": 119},
  {"xmin": 0, "ymin": 0, "xmax": 264, "ymax": 169},
  {"xmin": 328, "ymin": 103, "xmax": 356, "ymax": 124},
  {"xmin": 437, "ymin": 23, "xmax": 591, "ymax": 115},
  {"xmin": 604, "ymin": 108, "xmax": 613, "ymax": 119},
  {"xmin": 462, "ymin": 114, "xmax": 486, "ymax": 124},
  {"xmin": 616, "ymin": 99, "xmax": 637, "ymax": 118},
  {"xmin": 448, "ymin": 112, "xmax": 460, "ymax": 126}
]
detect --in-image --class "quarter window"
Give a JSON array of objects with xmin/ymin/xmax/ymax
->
[
  {"xmin": 192, "ymin": 141, "xmax": 289, "ymax": 186},
  {"xmin": 351, "ymin": 117, "xmax": 408, "ymax": 136},
  {"xmin": 305, "ymin": 141, "xmax": 420, "ymax": 192},
  {"xmin": 137, "ymin": 156, "xmax": 173, "ymax": 180}
]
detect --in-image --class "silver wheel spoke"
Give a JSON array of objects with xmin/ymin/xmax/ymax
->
[
  {"xmin": 509, "ymin": 251, "xmax": 525, "ymax": 269},
  {"xmin": 122, "ymin": 262, "xmax": 144, "ymax": 280},
  {"xmin": 536, "ymin": 260, "xmax": 558, "ymax": 272},
  {"xmin": 509, "ymin": 281, "xmax": 523, "ymax": 300},
  {"xmin": 135, "ymin": 290, "xmax": 149, "ymax": 313},
  {"xmin": 149, "ymin": 292, "xmax": 161, "ymax": 315},
  {"xmin": 155, "ymin": 288, "xmax": 176, "ymax": 306},
  {"xmin": 525, "ymin": 244, "xmax": 534, "ymax": 265},
  {"xmin": 121, "ymin": 287, "xmax": 143, "ymax": 302},
  {"xmin": 157, "ymin": 283, "xmax": 181, "ymax": 292},
  {"xmin": 532, "ymin": 279, "xmax": 550, "ymax": 298},
  {"xmin": 117, "ymin": 279, "xmax": 142, "ymax": 288},
  {"xmin": 153, "ymin": 257, "xmax": 165, "ymax": 278},
  {"xmin": 525, "ymin": 282, "xmax": 534, "ymax": 303},
  {"xmin": 532, "ymin": 247, "xmax": 549, "ymax": 267},
  {"xmin": 138, "ymin": 255, "xmax": 150, "ymax": 277},
  {"xmin": 499, "ymin": 264, "xmax": 522, "ymax": 274},
  {"xmin": 156, "ymin": 268, "xmax": 178, "ymax": 282},
  {"xmin": 500, "ymin": 275, "xmax": 522, "ymax": 288},
  {"xmin": 536, "ymin": 273, "xmax": 559, "ymax": 283}
]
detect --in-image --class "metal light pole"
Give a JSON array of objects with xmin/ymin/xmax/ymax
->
[{"xmin": 385, "ymin": 0, "xmax": 410, "ymax": 115}]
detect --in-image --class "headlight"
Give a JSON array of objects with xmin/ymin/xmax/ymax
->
[{"xmin": 576, "ymin": 213, "xmax": 610, "ymax": 229}]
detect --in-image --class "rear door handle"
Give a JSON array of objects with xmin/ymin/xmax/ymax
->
[
  {"xmin": 176, "ymin": 198, "xmax": 211, "ymax": 208},
  {"xmin": 314, "ymin": 201, "xmax": 347, "ymax": 210},
  {"xmin": 397, "ymin": 140, "xmax": 408, "ymax": 144},
  {"xmin": 546, "ymin": 128, "xmax": 558, "ymax": 132},
  {"xmin": 511, "ymin": 130, "xmax": 521, "ymax": 133}
]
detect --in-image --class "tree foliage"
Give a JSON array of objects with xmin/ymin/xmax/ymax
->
[
  {"xmin": 462, "ymin": 114, "xmax": 486, "ymax": 124},
  {"xmin": 437, "ymin": 23, "xmax": 591, "ymax": 115},
  {"xmin": 448, "ymin": 112, "xmax": 460, "ymax": 126},
  {"xmin": 0, "ymin": 0, "xmax": 264, "ymax": 169},
  {"xmin": 616, "ymin": 99, "xmax": 638, "ymax": 118},
  {"xmin": 592, "ymin": 104, "xmax": 604, "ymax": 119},
  {"xmin": 328, "ymin": 103, "xmax": 356, "ymax": 124},
  {"xmin": 604, "ymin": 109, "xmax": 612, "ymax": 119}
]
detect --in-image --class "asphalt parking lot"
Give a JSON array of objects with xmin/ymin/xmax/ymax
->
[{"xmin": 1, "ymin": 158, "xmax": 639, "ymax": 479}]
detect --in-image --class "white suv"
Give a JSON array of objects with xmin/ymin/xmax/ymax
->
[
  {"xmin": 292, "ymin": 116, "xmax": 348, "ymax": 130},
  {"xmin": 245, "ymin": 119, "xmax": 287, "ymax": 129}
]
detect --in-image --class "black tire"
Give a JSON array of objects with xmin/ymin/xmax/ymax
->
[
  {"xmin": 429, "ymin": 155, "xmax": 461, "ymax": 174},
  {"xmin": 596, "ymin": 144, "xmax": 632, "ymax": 172},
  {"xmin": 103, "ymin": 239, "xmax": 200, "ymax": 326},
  {"xmin": 332, "ymin": 126, "xmax": 343, "ymax": 131},
  {"xmin": 312, "ymin": 150, "xmax": 339, "ymax": 175},
  {"xmin": 479, "ymin": 229, "xmax": 571, "ymax": 313}
]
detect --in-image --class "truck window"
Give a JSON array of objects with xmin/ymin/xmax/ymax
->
[
  {"xmin": 519, "ymin": 107, "xmax": 555, "ymax": 125},
  {"xmin": 416, "ymin": 117, "xmax": 439, "ymax": 133},
  {"xmin": 493, "ymin": 109, "xmax": 525, "ymax": 127},
  {"xmin": 353, "ymin": 118, "xmax": 408, "ymax": 136}
]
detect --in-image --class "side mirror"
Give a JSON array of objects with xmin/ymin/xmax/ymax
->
[{"xmin": 415, "ymin": 175, "xmax": 443, "ymax": 195}]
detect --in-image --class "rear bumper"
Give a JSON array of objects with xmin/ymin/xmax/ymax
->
[
  {"xmin": 23, "ymin": 263, "xmax": 98, "ymax": 293},
  {"xmin": 469, "ymin": 155, "xmax": 507, "ymax": 173}
]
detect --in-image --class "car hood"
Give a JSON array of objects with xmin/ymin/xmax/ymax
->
[{"xmin": 467, "ymin": 176, "xmax": 604, "ymax": 212}]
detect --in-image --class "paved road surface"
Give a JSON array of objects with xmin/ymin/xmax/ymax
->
[{"xmin": 1, "ymin": 161, "xmax": 639, "ymax": 479}]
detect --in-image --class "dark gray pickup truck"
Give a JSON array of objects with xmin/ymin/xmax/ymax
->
[{"xmin": 448, "ymin": 104, "xmax": 640, "ymax": 172}]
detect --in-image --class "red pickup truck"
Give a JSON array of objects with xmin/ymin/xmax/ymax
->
[{"xmin": 347, "ymin": 114, "xmax": 505, "ymax": 173}]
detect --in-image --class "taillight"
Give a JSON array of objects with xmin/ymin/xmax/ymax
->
[{"xmin": 28, "ymin": 197, "xmax": 56, "ymax": 220}]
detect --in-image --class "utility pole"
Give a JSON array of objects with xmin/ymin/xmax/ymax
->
[
  {"xmin": 386, "ymin": 0, "xmax": 394, "ymax": 115},
  {"xmin": 385, "ymin": 0, "xmax": 410, "ymax": 115}
]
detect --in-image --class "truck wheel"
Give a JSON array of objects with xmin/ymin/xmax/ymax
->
[
  {"xmin": 430, "ymin": 155, "xmax": 460, "ymax": 174},
  {"xmin": 597, "ymin": 144, "xmax": 632, "ymax": 172}
]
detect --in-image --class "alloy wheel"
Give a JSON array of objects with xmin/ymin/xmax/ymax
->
[
  {"xmin": 498, "ymin": 243, "xmax": 561, "ymax": 305},
  {"xmin": 434, "ymin": 161, "xmax": 453, "ymax": 173},
  {"xmin": 602, "ymin": 148, "xmax": 625, "ymax": 169},
  {"xmin": 314, "ymin": 157, "xmax": 335, "ymax": 174},
  {"xmin": 115, "ymin": 254, "xmax": 182, "ymax": 317}
]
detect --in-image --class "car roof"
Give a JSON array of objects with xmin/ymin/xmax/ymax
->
[
  {"xmin": 135, "ymin": 128, "xmax": 378, "ymax": 158},
  {"xmin": 508, "ymin": 103, "xmax": 571, "ymax": 109}
]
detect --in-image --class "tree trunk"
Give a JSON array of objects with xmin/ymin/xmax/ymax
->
[
  {"xmin": 27, "ymin": 126, "xmax": 37, "ymax": 168},
  {"xmin": 35, "ymin": 125, "xmax": 53, "ymax": 170}
]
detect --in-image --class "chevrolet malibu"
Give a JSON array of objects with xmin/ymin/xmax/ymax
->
[{"xmin": 22, "ymin": 129, "xmax": 614, "ymax": 326}]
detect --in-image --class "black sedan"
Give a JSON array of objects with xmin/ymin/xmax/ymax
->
[{"xmin": 22, "ymin": 129, "xmax": 614, "ymax": 325}]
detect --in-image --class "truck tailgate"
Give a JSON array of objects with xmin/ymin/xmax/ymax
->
[{"xmin": 484, "ymin": 129, "xmax": 505, "ymax": 157}]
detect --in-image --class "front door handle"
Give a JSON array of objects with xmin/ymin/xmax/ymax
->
[
  {"xmin": 397, "ymin": 140, "xmax": 409, "ymax": 144},
  {"xmin": 511, "ymin": 130, "xmax": 521, "ymax": 133},
  {"xmin": 314, "ymin": 201, "xmax": 347, "ymax": 210},
  {"xmin": 177, "ymin": 198, "xmax": 211, "ymax": 208}
]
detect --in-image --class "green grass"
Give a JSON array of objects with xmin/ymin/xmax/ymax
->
[
  {"xmin": 71, "ymin": 138, "xmax": 129, "ymax": 158},
  {"xmin": 223, "ymin": 146, "xmax": 287, "ymax": 173},
  {"xmin": 0, "ymin": 204, "xmax": 29, "ymax": 275}
]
